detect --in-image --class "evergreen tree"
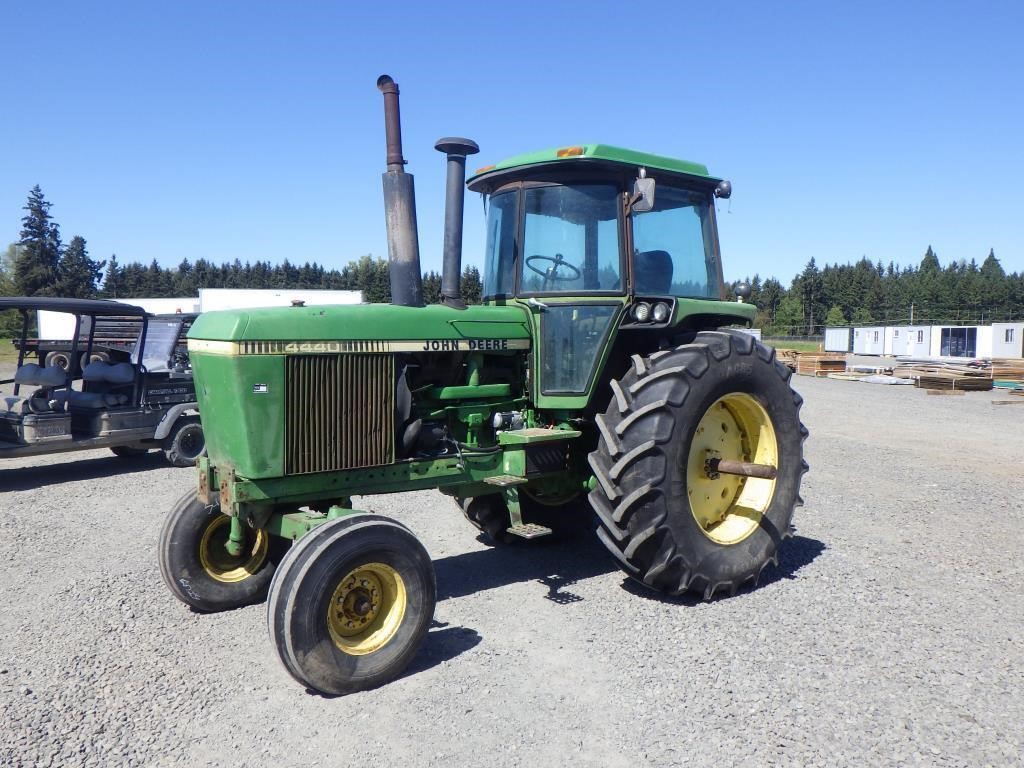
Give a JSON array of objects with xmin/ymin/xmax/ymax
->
[
  {"xmin": 57, "ymin": 236, "xmax": 105, "ymax": 298},
  {"xmin": 773, "ymin": 295, "xmax": 804, "ymax": 335},
  {"xmin": 422, "ymin": 271, "xmax": 442, "ymax": 304},
  {"xmin": 15, "ymin": 186, "xmax": 62, "ymax": 296},
  {"xmin": 460, "ymin": 265, "xmax": 482, "ymax": 305},
  {"xmin": 851, "ymin": 307, "xmax": 874, "ymax": 325},
  {"xmin": 825, "ymin": 306, "xmax": 847, "ymax": 326},
  {"xmin": 100, "ymin": 254, "xmax": 122, "ymax": 297}
]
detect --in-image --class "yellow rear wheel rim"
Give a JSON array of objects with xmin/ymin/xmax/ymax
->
[
  {"xmin": 198, "ymin": 515, "xmax": 269, "ymax": 583},
  {"xmin": 686, "ymin": 393, "xmax": 778, "ymax": 545},
  {"xmin": 327, "ymin": 563, "xmax": 407, "ymax": 656}
]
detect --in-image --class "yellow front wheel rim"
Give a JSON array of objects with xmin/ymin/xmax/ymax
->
[
  {"xmin": 327, "ymin": 563, "xmax": 407, "ymax": 656},
  {"xmin": 198, "ymin": 515, "xmax": 269, "ymax": 583},
  {"xmin": 686, "ymin": 393, "xmax": 778, "ymax": 545}
]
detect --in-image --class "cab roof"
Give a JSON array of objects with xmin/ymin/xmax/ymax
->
[{"xmin": 467, "ymin": 144, "xmax": 718, "ymax": 194}]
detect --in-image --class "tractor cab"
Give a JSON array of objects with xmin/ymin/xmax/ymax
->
[{"xmin": 467, "ymin": 145, "xmax": 741, "ymax": 405}]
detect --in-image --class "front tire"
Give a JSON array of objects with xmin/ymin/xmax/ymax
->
[
  {"xmin": 162, "ymin": 417, "xmax": 205, "ymax": 467},
  {"xmin": 267, "ymin": 514, "xmax": 436, "ymax": 695},
  {"xmin": 588, "ymin": 330, "xmax": 808, "ymax": 599},
  {"xmin": 158, "ymin": 490, "xmax": 282, "ymax": 612}
]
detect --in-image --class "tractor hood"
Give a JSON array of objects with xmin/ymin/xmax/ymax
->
[{"xmin": 188, "ymin": 303, "xmax": 531, "ymax": 351}]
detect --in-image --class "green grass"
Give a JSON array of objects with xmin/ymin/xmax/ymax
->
[
  {"xmin": 0, "ymin": 340, "xmax": 19, "ymax": 363},
  {"xmin": 763, "ymin": 338, "xmax": 823, "ymax": 353}
]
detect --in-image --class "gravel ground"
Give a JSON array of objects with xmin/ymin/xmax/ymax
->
[{"xmin": 1, "ymin": 367, "xmax": 1022, "ymax": 767}]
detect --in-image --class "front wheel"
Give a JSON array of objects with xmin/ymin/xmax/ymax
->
[
  {"xmin": 267, "ymin": 514, "xmax": 436, "ymax": 695},
  {"xmin": 588, "ymin": 330, "xmax": 808, "ymax": 599},
  {"xmin": 158, "ymin": 490, "xmax": 283, "ymax": 612},
  {"xmin": 162, "ymin": 416, "xmax": 205, "ymax": 467}
]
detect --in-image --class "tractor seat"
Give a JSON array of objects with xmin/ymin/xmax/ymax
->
[{"xmin": 634, "ymin": 250, "xmax": 674, "ymax": 295}]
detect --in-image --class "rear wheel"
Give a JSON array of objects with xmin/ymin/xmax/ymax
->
[
  {"xmin": 588, "ymin": 330, "xmax": 808, "ymax": 599},
  {"xmin": 267, "ymin": 514, "xmax": 436, "ymax": 695},
  {"xmin": 158, "ymin": 490, "xmax": 283, "ymax": 612},
  {"xmin": 44, "ymin": 350, "xmax": 72, "ymax": 371},
  {"xmin": 162, "ymin": 417, "xmax": 205, "ymax": 467}
]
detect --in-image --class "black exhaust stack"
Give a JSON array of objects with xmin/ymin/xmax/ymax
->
[
  {"xmin": 435, "ymin": 137, "xmax": 479, "ymax": 308},
  {"xmin": 377, "ymin": 75, "xmax": 423, "ymax": 307}
]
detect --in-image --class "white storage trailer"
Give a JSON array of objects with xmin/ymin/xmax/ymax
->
[
  {"xmin": 852, "ymin": 326, "xmax": 885, "ymax": 355},
  {"xmin": 824, "ymin": 327, "xmax": 852, "ymax": 353},
  {"xmin": 990, "ymin": 323, "xmax": 1024, "ymax": 358},
  {"xmin": 930, "ymin": 325, "xmax": 992, "ymax": 358}
]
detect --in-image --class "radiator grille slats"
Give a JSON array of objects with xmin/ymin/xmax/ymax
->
[{"xmin": 285, "ymin": 354, "xmax": 395, "ymax": 475}]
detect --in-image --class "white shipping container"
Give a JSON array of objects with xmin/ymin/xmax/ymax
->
[
  {"xmin": 824, "ymin": 327, "xmax": 851, "ymax": 352},
  {"xmin": 852, "ymin": 326, "xmax": 885, "ymax": 355},
  {"xmin": 990, "ymin": 323, "xmax": 1024, "ymax": 358}
]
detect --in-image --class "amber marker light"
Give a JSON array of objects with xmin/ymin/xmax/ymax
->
[
  {"xmin": 474, "ymin": 164, "xmax": 495, "ymax": 174},
  {"xmin": 555, "ymin": 146, "xmax": 585, "ymax": 157}
]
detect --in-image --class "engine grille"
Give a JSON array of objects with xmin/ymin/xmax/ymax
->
[{"xmin": 285, "ymin": 354, "xmax": 395, "ymax": 475}]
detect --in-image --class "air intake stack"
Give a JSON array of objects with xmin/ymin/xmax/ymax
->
[
  {"xmin": 377, "ymin": 75, "xmax": 424, "ymax": 307},
  {"xmin": 435, "ymin": 137, "xmax": 479, "ymax": 308}
]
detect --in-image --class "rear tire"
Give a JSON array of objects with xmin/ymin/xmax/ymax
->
[
  {"xmin": 267, "ymin": 514, "xmax": 436, "ymax": 695},
  {"xmin": 162, "ymin": 416, "xmax": 205, "ymax": 467},
  {"xmin": 44, "ymin": 350, "xmax": 72, "ymax": 371},
  {"xmin": 588, "ymin": 330, "xmax": 808, "ymax": 599},
  {"xmin": 158, "ymin": 490, "xmax": 284, "ymax": 612}
]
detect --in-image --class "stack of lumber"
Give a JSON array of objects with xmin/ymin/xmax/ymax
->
[
  {"xmin": 991, "ymin": 358, "xmax": 1024, "ymax": 383},
  {"xmin": 794, "ymin": 353, "xmax": 846, "ymax": 377},
  {"xmin": 776, "ymin": 349, "xmax": 799, "ymax": 372},
  {"xmin": 914, "ymin": 370, "xmax": 993, "ymax": 392},
  {"xmin": 889, "ymin": 358, "xmax": 993, "ymax": 391}
]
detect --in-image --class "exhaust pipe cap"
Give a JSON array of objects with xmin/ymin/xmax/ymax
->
[{"xmin": 434, "ymin": 137, "xmax": 480, "ymax": 157}]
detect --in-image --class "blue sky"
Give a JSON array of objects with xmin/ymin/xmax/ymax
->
[{"xmin": 2, "ymin": 1, "xmax": 1021, "ymax": 285}]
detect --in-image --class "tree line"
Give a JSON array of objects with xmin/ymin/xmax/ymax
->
[
  {"xmin": 740, "ymin": 249, "xmax": 1024, "ymax": 336},
  {"xmin": 1, "ymin": 186, "xmax": 481, "ymax": 335},
  {"xmin": 4, "ymin": 185, "xmax": 1022, "ymax": 338}
]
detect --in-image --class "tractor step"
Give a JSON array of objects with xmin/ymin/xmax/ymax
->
[
  {"xmin": 506, "ymin": 522, "xmax": 553, "ymax": 539},
  {"xmin": 484, "ymin": 474, "xmax": 528, "ymax": 487},
  {"xmin": 497, "ymin": 428, "xmax": 582, "ymax": 446}
]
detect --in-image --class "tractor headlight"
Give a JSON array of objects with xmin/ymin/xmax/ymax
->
[
  {"xmin": 652, "ymin": 302, "xmax": 671, "ymax": 323},
  {"xmin": 632, "ymin": 302, "xmax": 652, "ymax": 322}
]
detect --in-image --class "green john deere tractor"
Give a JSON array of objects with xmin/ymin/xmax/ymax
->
[{"xmin": 158, "ymin": 75, "xmax": 807, "ymax": 695}]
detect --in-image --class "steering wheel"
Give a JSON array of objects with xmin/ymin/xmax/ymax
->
[{"xmin": 525, "ymin": 254, "xmax": 582, "ymax": 283}]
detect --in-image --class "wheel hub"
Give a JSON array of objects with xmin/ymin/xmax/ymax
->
[
  {"xmin": 327, "ymin": 563, "xmax": 407, "ymax": 656},
  {"xmin": 686, "ymin": 394, "xmax": 778, "ymax": 545},
  {"xmin": 199, "ymin": 515, "xmax": 269, "ymax": 583}
]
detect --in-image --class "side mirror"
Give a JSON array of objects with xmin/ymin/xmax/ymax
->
[{"xmin": 630, "ymin": 174, "xmax": 656, "ymax": 213}]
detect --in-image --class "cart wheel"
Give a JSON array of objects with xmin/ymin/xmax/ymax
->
[
  {"xmin": 159, "ymin": 490, "xmax": 284, "ymax": 612},
  {"xmin": 162, "ymin": 416, "xmax": 205, "ymax": 467},
  {"xmin": 267, "ymin": 514, "xmax": 436, "ymax": 695}
]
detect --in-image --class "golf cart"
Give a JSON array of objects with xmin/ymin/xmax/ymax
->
[{"xmin": 0, "ymin": 297, "xmax": 204, "ymax": 466}]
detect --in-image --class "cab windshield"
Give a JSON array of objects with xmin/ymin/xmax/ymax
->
[{"xmin": 482, "ymin": 183, "xmax": 622, "ymax": 297}]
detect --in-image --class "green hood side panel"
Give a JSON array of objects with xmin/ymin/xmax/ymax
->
[
  {"xmin": 191, "ymin": 352, "xmax": 286, "ymax": 478},
  {"xmin": 188, "ymin": 303, "xmax": 531, "ymax": 342}
]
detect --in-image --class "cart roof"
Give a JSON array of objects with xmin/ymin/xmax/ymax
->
[{"xmin": 0, "ymin": 297, "xmax": 148, "ymax": 316}]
